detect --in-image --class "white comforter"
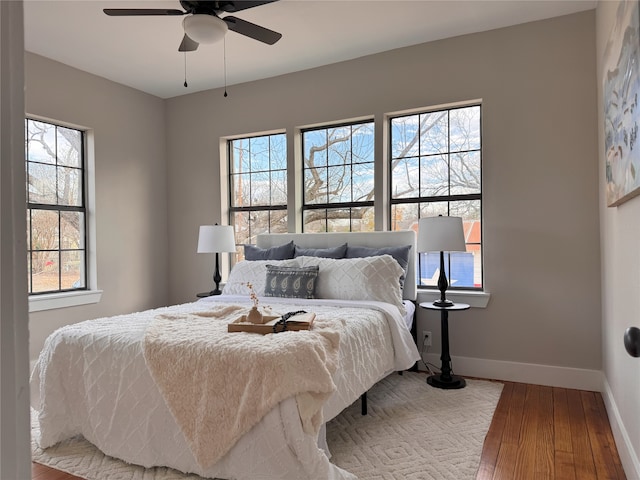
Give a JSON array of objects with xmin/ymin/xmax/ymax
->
[{"xmin": 31, "ymin": 296, "xmax": 419, "ymax": 480}]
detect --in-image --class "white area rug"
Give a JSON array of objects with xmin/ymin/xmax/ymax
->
[{"xmin": 32, "ymin": 372, "xmax": 503, "ymax": 480}]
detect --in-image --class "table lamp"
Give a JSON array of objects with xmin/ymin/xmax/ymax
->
[
  {"xmin": 417, "ymin": 215, "xmax": 466, "ymax": 307},
  {"xmin": 197, "ymin": 224, "xmax": 236, "ymax": 295}
]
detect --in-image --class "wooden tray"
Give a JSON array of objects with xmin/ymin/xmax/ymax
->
[{"xmin": 228, "ymin": 312, "xmax": 315, "ymax": 334}]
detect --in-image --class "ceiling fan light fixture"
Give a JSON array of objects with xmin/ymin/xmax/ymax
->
[{"xmin": 183, "ymin": 14, "xmax": 228, "ymax": 44}]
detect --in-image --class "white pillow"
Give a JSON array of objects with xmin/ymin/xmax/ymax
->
[
  {"xmin": 297, "ymin": 255, "xmax": 406, "ymax": 316},
  {"xmin": 223, "ymin": 259, "xmax": 301, "ymax": 296}
]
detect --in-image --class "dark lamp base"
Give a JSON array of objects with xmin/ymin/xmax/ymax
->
[
  {"xmin": 427, "ymin": 374, "xmax": 466, "ymax": 389},
  {"xmin": 433, "ymin": 299, "xmax": 454, "ymax": 307}
]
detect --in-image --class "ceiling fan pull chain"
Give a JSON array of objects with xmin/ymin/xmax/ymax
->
[
  {"xmin": 223, "ymin": 36, "xmax": 228, "ymax": 97},
  {"xmin": 183, "ymin": 51, "xmax": 188, "ymax": 88}
]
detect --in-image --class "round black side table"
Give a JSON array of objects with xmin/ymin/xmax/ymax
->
[{"xmin": 419, "ymin": 302, "xmax": 470, "ymax": 389}]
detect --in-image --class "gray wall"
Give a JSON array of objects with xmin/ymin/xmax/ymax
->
[
  {"xmin": 26, "ymin": 53, "xmax": 170, "ymax": 360},
  {"xmin": 596, "ymin": 1, "xmax": 640, "ymax": 475},
  {"xmin": 166, "ymin": 11, "xmax": 601, "ymax": 372}
]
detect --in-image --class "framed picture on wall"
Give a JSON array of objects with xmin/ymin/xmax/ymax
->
[{"xmin": 603, "ymin": 0, "xmax": 640, "ymax": 207}]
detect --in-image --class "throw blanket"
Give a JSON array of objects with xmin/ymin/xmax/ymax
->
[{"xmin": 142, "ymin": 303, "xmax": 341, "ymax": 469}]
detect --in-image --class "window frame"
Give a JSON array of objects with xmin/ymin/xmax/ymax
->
[
  {"xmin": 300, "ymin": 119, "xmax": 375, "ymax": 233},
  {"xmin": 388, "ymin": 103, "xmax": 484, "ymax": 292},
  {"xmin": 26, "ymin": 116, "xmax": 102, "ymax": 312},
  {"xmin": 227, "ymin": 132, "xmax": 288, "ymax": 253},
  {"xmin": 26, "ymin": 118, "xmax": 88, "ymax": 295}
]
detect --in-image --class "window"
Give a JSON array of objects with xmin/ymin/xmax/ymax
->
[
  {"xmin": 225, "ymin": 104, "xmax": 484, "ymax": 297},
  {"xmin": 26, "ymin": 119, "xmax": 87, "ymax": 294},
  {"xmin": 302, "ymin": 121, "xmax": 375, "ymax": 232},
  {"xmin": 229, "ymin": 133, "xmax": 287, "ymax": 254},
  {"xmin": 390, "ymin": 105, "xmax": 482, "ymax": 289}
]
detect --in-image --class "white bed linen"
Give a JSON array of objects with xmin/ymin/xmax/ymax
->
[
  {"xmin": 403, "ymin": 299, "xmax": 416, "ymax": 331},
  {"xmin": 32, "ymin": 296, "xmax": 419, "ymax": 480}
]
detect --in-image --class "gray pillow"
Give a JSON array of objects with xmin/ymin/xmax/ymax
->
[
  {"xmin": 345, "ymin": 244, "xmax": 412, "ymax": 289},
  {"xmin": 294, "ymin": 243, "xmax": 347, "ymax": 259},
  {"xmin": 264, "ymin": 265, "xmax": 319, "ymax": 299},
  {"xmin": 244, "ymin": 241, "xmax": 295, "ymax": 261}
]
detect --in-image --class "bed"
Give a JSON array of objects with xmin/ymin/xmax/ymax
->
[{"xmin": 31, "ymin": 231, "xmax": 421, "ymax": 480}]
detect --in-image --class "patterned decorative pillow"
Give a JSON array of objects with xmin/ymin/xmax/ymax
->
[
  {"xmin": 297, "ymin": 255, "xmax": 406, "ymax": 316},
  {"xmin": 264, "ymin": 265, "xmax": 319, "ymax": 299},
  {"xmin": 294, "ymin": 243, "xmax": 347, "ymax": 259},
  {"xmin": 244, "ymin": 241, "xmax": 295, "ymax": 261},
  {"xmin": 222, "ymin": 259, "xmax": 301, "ymax": 296},
  {"xmin": 345, "ymin": 244, "xmax": 412, "ymax": 290}
]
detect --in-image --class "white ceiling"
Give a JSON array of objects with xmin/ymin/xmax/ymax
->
[{"xmin": 24, "ymin": 0, "xmax": 596, "ymax": 99}]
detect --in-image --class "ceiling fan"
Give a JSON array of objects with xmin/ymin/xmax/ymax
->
[{"xmin": 103, "ymin": 1, "xmax": 282, "ymax": 52}]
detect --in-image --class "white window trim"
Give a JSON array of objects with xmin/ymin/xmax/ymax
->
[
  {"xmin": 417, "ymin": 289, "xmax": 491, "ymax": 308},
  {"xmin": 29, "ymin": 289, "xmax": 103, "ymax": 312},
  {"xmin": 27, "ymin": 124, "xmax": 100, "ymax": 312}
]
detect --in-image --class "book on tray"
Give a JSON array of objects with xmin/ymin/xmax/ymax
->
[{"xmin": 228, "ymin": 311, "xmax": 315, "ymax": 334}]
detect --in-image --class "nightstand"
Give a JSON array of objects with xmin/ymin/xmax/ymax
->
[{"xmin": 419, "ymin": 302, "xmax": 470, "ymax": 389}]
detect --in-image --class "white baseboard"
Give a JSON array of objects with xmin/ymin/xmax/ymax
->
[
  {"xmin": 421, "ymin": 353, "xmax": 603, "ymax": 391},
  {"xmin": 601, "ymin": 378, "xmax": 640, "ymax": 480}
]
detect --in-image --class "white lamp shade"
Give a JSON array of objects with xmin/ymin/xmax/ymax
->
[
  {"xmin": 417, "ymin": 216, "xmax": 466, "ymax": 253},
  {"xmin": 183, "ymin": 14, "xmax": 228, "ymax": 44},
  {"xmin": 197, "ymin": 225, "xmax": 236, "ymax": 253}
]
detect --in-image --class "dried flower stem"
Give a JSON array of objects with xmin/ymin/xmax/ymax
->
[{"xmin": 244, "ymin": 282, "xmax": 259, "ymax": 308}]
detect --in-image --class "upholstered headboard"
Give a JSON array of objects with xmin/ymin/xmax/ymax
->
[{"xmin": 256, "ymin": 231, "xmax": 416, "ymax": 301}]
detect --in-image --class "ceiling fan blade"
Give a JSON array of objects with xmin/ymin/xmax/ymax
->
[
  {"xmin": 178, "ymin": 34, "xmax": 199, "ymax": 52},
  {"xmin": 221, "ymin": 1, "xmax": 279, "ymax": 13},
  {"xmin": 224, "ymin": 16, "xmax": 282, "ymax": 45},
  {"xmin": 103, "ymin": 8, "xmax": 185, "ymax": 16}
]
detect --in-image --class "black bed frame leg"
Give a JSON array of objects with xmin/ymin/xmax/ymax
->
[{"xmin": 361, "ymin": 392, "xmax": 367, "ymax": 415}]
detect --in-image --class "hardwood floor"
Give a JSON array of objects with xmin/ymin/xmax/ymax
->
[
  {"xmin": 32, "ymin": 381, "xmax": 626, "ymax": 480},
  {"xmin": 477, "ymin": 382, "xmax": 626, "ymax": 480}
]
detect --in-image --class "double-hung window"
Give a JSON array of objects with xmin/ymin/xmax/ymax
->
[
  {"xmin": 228, "ymin": 133, "xmax": 287, "ymax": 254},
  {"xmin": 226, "ymin": 104, "xmax": 483, "ymax": 293},
  {"xmin": 390, "ymin": 104, "xmax": 483, "ymax": 289},
  {"xmin": 301, "ymin": 121, "xmax": 375, "ymax": 232},
  {"xmin": 26, "ymin": 118, "xmax": 87, "ymax": 294}
]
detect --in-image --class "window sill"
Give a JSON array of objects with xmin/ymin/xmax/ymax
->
[
  {"xmin": 29, "ymin": 289, "xmax": 103, "ymax": 313},
  {"xmin": 416, "ymin": 289, "xmax": 490, "ymax": 308}
]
